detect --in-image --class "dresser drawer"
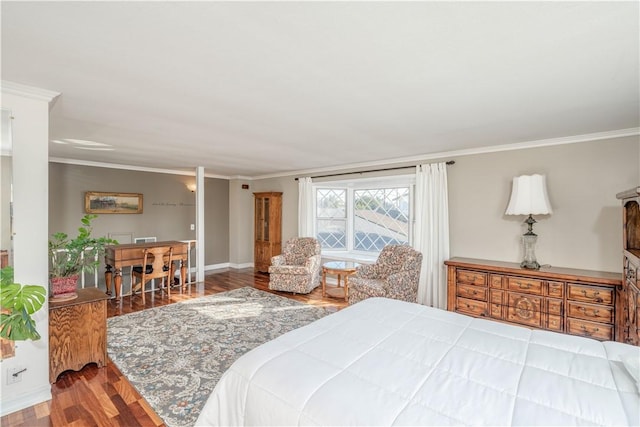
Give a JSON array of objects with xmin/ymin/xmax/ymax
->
[
  {"xmin": 547, "ymin": 281, "xmax": 564, "ymax": 298},
  {"xmin": 507, "ymin": 276, "xmax": 543, "ymax": 295},
  {"xmin": 567, "ymin": 284, "xmax": 614, "ymax": 305},
  {"xmin": 566, "ymin": 318, "xmax": 614, "ymax": 341},
  {"xmin": 507, "ymin": 292, "xmax": 542, "ymax": 328},
  {"xmin": 456, "ymin": 270, "xmax": 487, "ymax": 287},
  {"xmin": 456, "ymin": 283, "xmax": 487, "ymax": 301},
  {"xmin": 547, "ymin": 315, "xmax": 563, "ymax": 332},
  {"xmin": 567, "ymin": 301, "xmax": 614, "ymax": 324},
  {"xmin": 547, "ymin": 299, "xmax": 563, "ymax": 315},
  {"xmin": 490, "ymin": 274, "xmax": 503, "ymax": 288},
  {"xmin": 456, "ymin": 297, "xmax": 487, "ymax": 317}
]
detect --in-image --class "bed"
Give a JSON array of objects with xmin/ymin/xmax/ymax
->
[{"xmin": 196, "ymin": 297, "xmax": 640, "ymax": 426}]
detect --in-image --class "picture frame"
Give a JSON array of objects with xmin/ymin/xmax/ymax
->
[{"xmin": 85, "ymin": 191, "xmax": 143, "ymax": 214}]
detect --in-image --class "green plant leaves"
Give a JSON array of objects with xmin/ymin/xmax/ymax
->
[
  {"xmin": 49, "ymin": 214, "xmax": 118, "ymax": 277},
  {"xmin": 0, "ymin": 309, "xmax": 41, "ymax": 341},
  {"xmin": 0, "ymin": 266, "xmax": 46, "ymax": 341},
  {"xmin": 0, "ymin": 283, "xmax": 46, "ymax": 315}
]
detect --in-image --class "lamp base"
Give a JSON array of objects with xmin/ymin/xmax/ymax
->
[{"xmin": 521, "ymin": 233, "xmax": 541, "ymax": 270}]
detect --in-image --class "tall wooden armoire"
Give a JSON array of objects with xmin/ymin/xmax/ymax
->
[
  {"xmin": 616, "ymin": 187, "xmax": 640, "ymax": 345},
  {"xmin": 253, "ymin": 192, "xmax": 282, "ymax": 273}
]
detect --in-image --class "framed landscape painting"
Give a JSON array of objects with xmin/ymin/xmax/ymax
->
[{"xmin": 85, "ymin": 192, "xmax": 143, "ymax": 214}]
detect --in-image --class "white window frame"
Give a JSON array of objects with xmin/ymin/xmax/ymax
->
[{"xmin": 313, "ymin": 174, "xmax": 415, "ymax": 261}]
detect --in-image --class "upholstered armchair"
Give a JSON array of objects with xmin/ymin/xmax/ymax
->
[
  {"xmin": 348, "ymin": 245, "xmax": 423, "ymax": 305},
  {"xmin": 268, "ymin": 237, "xmax": 322, "ymax": 294}
]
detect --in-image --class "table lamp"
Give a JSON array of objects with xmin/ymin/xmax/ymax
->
[{"xmin": 505, "ymin": 174, "xmax": 552, "ymax": 269}]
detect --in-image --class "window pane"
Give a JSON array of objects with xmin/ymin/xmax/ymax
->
[
  {"xmin": 316, "ymin": 189, "xmax": 346, "ymax": 218},
  {"xmin": 353, "ymin": 188, "xmax": 409, "ymax": 252},
  {"xmin": 316, "ymin": 219, "xmax": 346, "ymax": 249}
]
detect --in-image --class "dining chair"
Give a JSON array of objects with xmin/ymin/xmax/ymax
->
[{"xmin": 131, "ymin": 246, "xmax": 173, "ymax": 304}]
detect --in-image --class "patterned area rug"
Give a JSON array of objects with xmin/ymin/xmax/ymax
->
[{"xmin": 107, "ymin": 287, "xmax": 330, "ymax": 427}]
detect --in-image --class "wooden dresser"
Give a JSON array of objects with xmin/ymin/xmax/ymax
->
[
  {"xmin": 445, "ymin": 258, "xmax": 623, "ymax": 342},
  {"xmin": 254, "ymin": 192, "xmax": 282, "ymax": 273},
  {"xmin": 617, "ymin": 187, "xmax": 640, "ymax": 345},
  {"xmin": 49, "ymin": 287, "xmax": 108, "ymax": 383}
]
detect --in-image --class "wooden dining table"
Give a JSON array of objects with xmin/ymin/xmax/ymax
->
[{"xmin": 104, "ymin": 240, "xmax": 189, "ymax": 300}]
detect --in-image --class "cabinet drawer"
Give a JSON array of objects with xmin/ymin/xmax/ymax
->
[
  {"xmin": 456, "ymin": 270, "xmax": 487, "ymax": 287},
  {"xmin": 547, "ymin": 281, "xmax": 564, "ymax": 298},
  {"xmin": 507, "ymin": 293, "xmax": 542, "ymax": 328},
  {"xmin": 456, "ymin": 283, "xmax": 487, "ymax": 301},
  {"xmin": 547, "ymin": 315, "xmax": 563, "ymax": 332},
  {"xmin": 490, "ymin": 274, "xmax": 503, "ymax": 288},
  {"xmin": 490, "ymin": 303, "xmax": 503, "ymax": 319},
  {"xmin": 547, "ymin": 299, "xmax": 563, "ymax": 315},
  {"xmin": 567, "ymin": 318, "xmax": 614, "ymax": 341},
  {"xmin": 567, "ymin": 284, "xmax": 614, "ymax": 305},
  {"xmin": 490, "ymin": 290, "xmax": 503, "ymax": 304},
  {"xmin": 567, "ymin": 301, "xmax": 614, "ymax": 324},
  {"xmin": 507, "ymin": 277, "xmax": 543, "ymax": 295},
  {"xmin": 456, "ymin": 297, "xmax": 487, "ymax": 317}
]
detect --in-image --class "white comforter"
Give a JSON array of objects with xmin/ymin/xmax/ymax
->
[{"xmin": 196, "ymin": 297, "xmax": 640, "ymax": 426}]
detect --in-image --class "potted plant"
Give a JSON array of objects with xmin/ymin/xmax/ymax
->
[
  {"xmin": 0, "ymin": 266, "xmax": 46, "ymax": 359},
  {"xmin": 48, "ymin": 214, "xmax": 117, "ymax": 301}
]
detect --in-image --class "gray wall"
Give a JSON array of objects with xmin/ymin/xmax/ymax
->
[
  {"xmin": 246, "ymin": 138, "xmax": 639, "ymax": 273},
  {"xmin": 447, "ymin": 137, "xmax": 637, "ymax": 272},
  {"xmin": 47, "ymin": 137, "xmax": 640, "ymax": 275},
  {"xmin": 49, "ymin": 163, "xmax": 229, "ymax": 266}
]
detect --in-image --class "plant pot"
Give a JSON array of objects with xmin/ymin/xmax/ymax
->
[{"xmin": 50, "ymin": 275, "xmax": 79, "ymax": 301}]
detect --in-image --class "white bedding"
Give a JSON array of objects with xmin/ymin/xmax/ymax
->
[{"xmin": 196, "ymin": 297, "xmax": 640, "ymax": 426}]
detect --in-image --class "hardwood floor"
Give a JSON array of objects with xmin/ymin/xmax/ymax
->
[{"xmin": 1, "ymin": 268, "xmax": 346, "ymax": 427}]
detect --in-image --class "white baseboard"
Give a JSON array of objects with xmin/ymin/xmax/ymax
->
[
  {"xmin": 203, "ymin": 262, "xmax": 254, "ymax": 271},
  {"xmin": 0, "ymin": 384, "xmax": 51, "ymax": 417}
]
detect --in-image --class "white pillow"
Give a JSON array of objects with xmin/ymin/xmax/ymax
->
[{"xmin": 621, "ymin": 353, "xmax": 640, "ymax": 392}]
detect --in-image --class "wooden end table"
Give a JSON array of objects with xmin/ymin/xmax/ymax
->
[
  {"xmin": 49, "ymin": 287, "xmax": 108, "ymax": 383},
  {"xmin": 322, "ymin": 261, "xmax": 360, "ymax": 301}
]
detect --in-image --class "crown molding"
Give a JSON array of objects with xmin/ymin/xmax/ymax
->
[
  {"xmin": 1, "ymin": 80, "xmax": 60, "ymax": 102},
  {"xmin": 48, "ymin": 157, "xmax": 230, "ymax": 179},
  {"xmin": 253, "ymin": 127, "xmax": 640, "ymax": 181},
  {"xmin": 48, "ymin": 127, "xmax": 639, "ymax": 181}
]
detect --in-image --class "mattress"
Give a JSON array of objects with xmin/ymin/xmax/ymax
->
[{"xmin": 196, "ymin": 297, "xmax": 640, "ymax": 426}]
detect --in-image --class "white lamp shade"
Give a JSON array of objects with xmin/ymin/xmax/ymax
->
[{"xmin": 505, "ymin": 174, "xmax": 552, "ymax": 215}]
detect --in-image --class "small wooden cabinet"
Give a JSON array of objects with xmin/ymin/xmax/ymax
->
[
  {"xmin": 49, "ymin": 287, "xmax": 108, "ymax": 383},
  {"xmin": 445, "ymin": 258, "xmax": 623, "ymax": 341},
  {"xmin": 254, "ymin": 192, "xmax": 282, "ymax": 273},
  {"xmin": 617, "ymin": 187, "xmax": 640, "ymax": 345}
]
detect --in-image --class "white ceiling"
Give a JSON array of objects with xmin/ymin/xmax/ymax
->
[{"xmin": 2, "ymin": 1, "xmax": 638, "ymax": 178}]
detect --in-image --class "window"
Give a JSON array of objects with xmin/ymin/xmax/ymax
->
[{"xmin": 314, "ymin": 175, "xmax": 414, "ymax": 256}]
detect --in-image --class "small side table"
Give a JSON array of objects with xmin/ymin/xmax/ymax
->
[
  {"xmin": 49, "ymin": 287, "xmax": 108, "ymax": 383},
  {"xmin": 322, "ymin": 261, "xmax": 360, "ymax": 301}
]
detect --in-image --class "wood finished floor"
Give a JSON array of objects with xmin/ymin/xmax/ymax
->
[{"xmin": 1, "ymin": 268, "xmax": 347, "ymax": 427}]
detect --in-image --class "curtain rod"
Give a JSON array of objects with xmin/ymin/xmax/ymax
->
[{"xmin": 294, "ymin": 160, "xmax": 455, "ymax": 181}]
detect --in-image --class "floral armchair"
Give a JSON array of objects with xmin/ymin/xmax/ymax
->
[
  {"xmin": 268, "ymin": 237, "xmax": 322, "ymax": 294},
  {"xmin": 348, "ymin": 245, "xmax": 423, "ymax": 305}
]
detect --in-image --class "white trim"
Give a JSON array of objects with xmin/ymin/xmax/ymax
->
[
  {"xmin": 203, "ymin": 262, "xmax": 255, "ymax": 270},
  {"xmin": 1, "ymin": 81, "xmax": 60, "ymax": 102},
  {"xmin": 48, "ymin": 128, "xmax": 638, "ymax": 181},
  {"xmin": 228, "ymin": 262, "xmax": 254, "ymax": 270},
  {"xmin": 252, "ymin": 127, "xmax": 640, "ymax": 180},
  {"xmin": 0, "ymin": 384, "xmax": 52, "ymax": 417},
  {"xmin": 49, "ymin": 157, "xmax": 230, "ymax": 179}
]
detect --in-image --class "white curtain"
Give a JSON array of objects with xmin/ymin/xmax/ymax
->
[
  {"xmin": 298, "ymin": 177, "xmax": 314, "ymax": 237},
  {"xmin": 414, "ymin": 162, "xmax": 450, "ymax": 309}
]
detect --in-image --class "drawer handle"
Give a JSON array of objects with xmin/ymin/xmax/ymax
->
[
  {"xmin": 519, "ymin": 283, "xmax": 531, "ymax": 290},
  {"xmin": 580, "ymin": 289, "xmax": 603, "ymax": 302},
  {"xmin": 581, "ymin": 289, "xmax": 600, "ymax": 297},
  {"xmin": 580, "ymin": 325, "xmax": 599, "ymax": 337},
  {"xmin": 578, "ymin": 307, "xmax": 600, "ymax": 316}
]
